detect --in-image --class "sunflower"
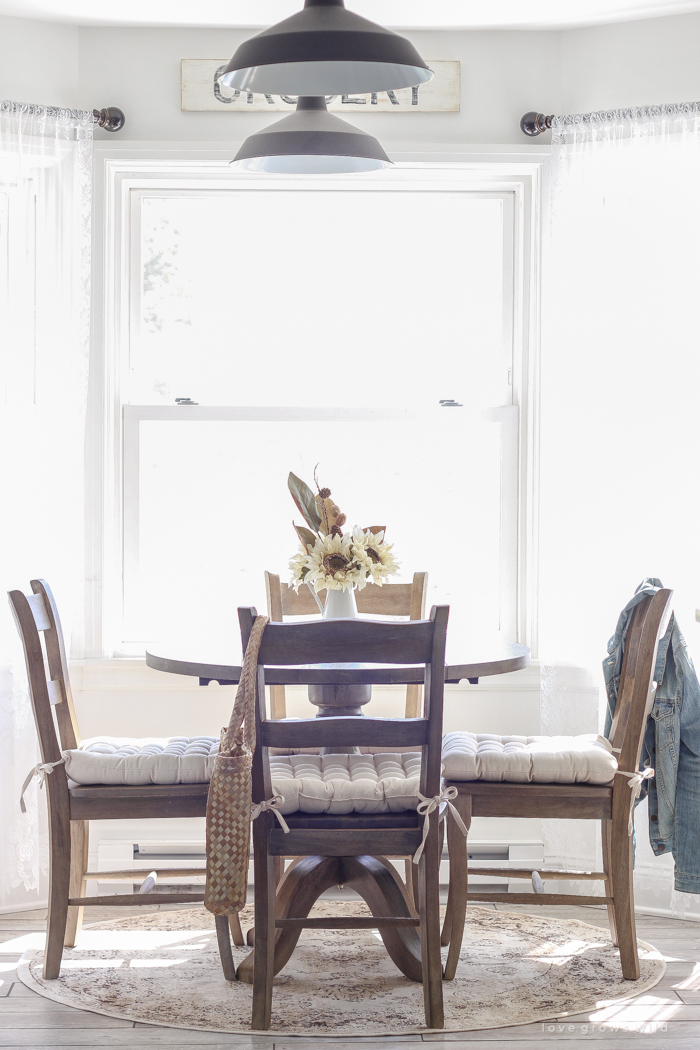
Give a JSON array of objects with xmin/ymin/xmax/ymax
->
[
  {"xmin": 289, "ymin": 548, "xmax": 311, "ymax": 593},
  {"xmin": 304, "ymin": 532, "xmax": 368, "ymax": 592},
  {"xmin": 351, "ymin": 528, "xmax": 400, "ymax": 586}
]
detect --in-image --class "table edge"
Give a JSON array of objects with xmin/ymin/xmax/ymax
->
[{"xmin": 145, "ymin": 650, "xmax": 531, "ymax": 684}]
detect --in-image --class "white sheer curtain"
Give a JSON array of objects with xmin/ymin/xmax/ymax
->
[
  {"xmin": 540, "ymin": 104, "xmax": 700, "ymax": 906},
  {"xmin": 0, "ymin": 102, "xmax": 92, "ymax": 910}
]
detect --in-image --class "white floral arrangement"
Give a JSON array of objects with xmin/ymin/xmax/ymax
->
[{"xmin": 288, "ymin": 471, "xmax": 399, "ymax": 593}]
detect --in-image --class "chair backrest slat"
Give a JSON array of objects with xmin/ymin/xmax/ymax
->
[
  {"xmin": 26, "ymin": 592, "xmax": 51, "ymax": 631},
  {"xmin": 271, "ymin": 573, "xmax": 428, "ymax": 619},
  {"xmin": 256, "ymin": 617, "xmax": 435, "ymax": 667},
  {"xmin": 47, "ymin": 680, "xmax": 64, "ymax": 705},
  {"xmin": 261, "ymin": 716, "xmax": 428, "ymax": 750},
  {"xmin": 608, "ymin": 588, "xmax": 672, "ymax": 774}
]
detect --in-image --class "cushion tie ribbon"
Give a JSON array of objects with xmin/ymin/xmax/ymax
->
[
  {"xmin": 615, "ymin": 767, "xmax": 654, "ymax": 835},
  {"xmin": 251, "ymin": 794, "xmax": 290, "ymax": 834},
  {"xmin": 414, "ymin": 786, "xmax": 468, "ymax": 864},
  {"xmin": 19, "ymin": 758, "xmax": 66, "ymax": 814}
]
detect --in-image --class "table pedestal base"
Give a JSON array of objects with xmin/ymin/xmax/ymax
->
[
  {"xmin": 236, "ymin": 854, "xmax": 423, "ymax": 984},
  {"xmin": 307, "ymin": 683, "xmax": 372, "ymax": 755}
]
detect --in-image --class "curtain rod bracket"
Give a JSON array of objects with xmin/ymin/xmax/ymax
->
[
  {"xmin": 93, "ymin": 107, "xmax": 126, "ymax": 133},
  {"xmin": 520, "ymin": 112, "xmax": 554, "ymax": 137}
]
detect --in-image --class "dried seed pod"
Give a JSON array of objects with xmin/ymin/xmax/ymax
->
[
  {"xmin": 330, "ymin": 524, "xmax": 343, "ymax": 537},
  {"xmin": 335, "ymin": 513, "xmax": 347, "ymax": 527},
  {"xmin": 318, "ymin": 487, "xmax": 331, "ymax": 498}
]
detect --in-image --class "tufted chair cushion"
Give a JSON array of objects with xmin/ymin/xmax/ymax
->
[
  {"xmin": 63, "ymin": 736, "xmax": 219, "ymax": 785},
  {"xmin": 441, "ymin": 732, "xmax": 618, "ymax": 785},
  {"xmin": 269, "ymin": 752, "xmax": 421, "ymax": 815}
]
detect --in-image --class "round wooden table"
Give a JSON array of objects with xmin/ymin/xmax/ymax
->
[
  {"xmin": 145, "ymin": 637, "xmax": 530, "ymax": 982},
  {"xmin": 145, "ymin": 639, "xmax": 530, "ymax": 688}
]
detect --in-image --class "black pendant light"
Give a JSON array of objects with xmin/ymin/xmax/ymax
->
[
  {"xmin": 230, "ymin": 96, "xmax": 392, "ymax": 174},
  {"xmin": 219, "ymin": 0, "xmax": 433, "ymax": 97}
]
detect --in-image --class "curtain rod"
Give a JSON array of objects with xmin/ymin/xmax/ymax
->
[
  {"xmin": 520, "ymin": 112, "xmax": 554, "ymax": 136},
  {"xmin": 521, "ymin": 102, "xmax": 700, "ymax": 136},
  {"xmin": 1, "ymin": 100, "xmax": 125, "ymax": 132}
]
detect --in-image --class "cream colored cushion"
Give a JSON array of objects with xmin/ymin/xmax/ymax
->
[
  {"xmin": 63, "ymin": 736, "xmax": 219, "ymax": 785},
  {"xmin": 270, "ymin": 752, "xmax": 421, "ymax": 816},
  {"xmin": 441, "ymin": 732, "xmax": 617, "ymax": 785}
]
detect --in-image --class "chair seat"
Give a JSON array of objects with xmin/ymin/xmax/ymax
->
[
  {"xmin": 63, "ymin": 736, "xmax": 218, "ymax": 785},
  {"xmin": 442, "ymin": 732, "xmax": 617, "ymax": 785},
  {"xmin": 271, "ymin": 752, "xmax": 421, "ymax": 815},
  {"xmin": 282, "ymin": 811, "xmax": 422, "ymax": 830},
  {"xmin": 68, "ymin": 781, "xmax": 210, "ymax": 820}
]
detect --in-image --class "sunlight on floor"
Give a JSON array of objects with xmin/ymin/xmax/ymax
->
[
  {"xmin": 61, "ymin": 959, "xmax": 124, "ymax": 969},
  {"xmin": 0, "ymin": 929, "xmax": 213, "ymax": 954},
  {"xmin": 532, "ymin": 938, "xmax": 606, "ymax": 964},
  {"xmin": 588, "ymin": 992, "xmax": 683, "ymax": 1028},
  {"xmin": 674, "ymin": 961, "xmax": 700, "ymax": 989}
]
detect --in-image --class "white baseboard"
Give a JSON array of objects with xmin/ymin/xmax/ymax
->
[{"xmin": 0, "ymin": 899, "xmax": 48, "ymax": 915}]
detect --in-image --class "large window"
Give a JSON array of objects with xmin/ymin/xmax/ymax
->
[{"xmin": 103, "ymin": 163, "xmax": 535, "ymax": 655}]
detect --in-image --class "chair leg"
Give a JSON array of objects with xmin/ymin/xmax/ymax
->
[
  {"xmin": 441, "ymin": 879, "xmax": 453, "ymax": 947},
  {"xmin": 440, "ymin": 809, "xmax": 453, "ymax": 946},
  {"xmin": 610, "ymin": 815, "xmax": 639, "ymax": 980},
  {"xmin": 44, "ymin": 806, "xmax": 72, "ymax": 979},
  {"xmin": 215, "ymin": 914, "xmax": 237, "ymax": 981},
  {"xmin": 64, "ymin": 821, "xmax": 88, "ymax": 948},
  {"xmin": 444, "ymin": 794, "xmax": 471, "ymax": 981},
  {"xmin": 404, "ymin": 858, "xmax": 415, "ymax": 909},
  {"xmin": 252, "ymin": 816, "xmax": 277, "ymax": 1030},
  {"xmin": 410, "ymin": 860, "xmax": 420, "ymax": 912},
  {"xmin": 601, "ymin": 819, "xmax": 618, "ymax": 947},
  {"xmin": 229, "ymin": 912, "xmax": 245, "ymax": 947},
  {"xmin": 417, "ymin": 811, "xmax": 444, "ymax": 1029}
]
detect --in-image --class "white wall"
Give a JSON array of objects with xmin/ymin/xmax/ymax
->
[
  {"xmin": 561, "ymin": 12, "xmax": 700, "ymax": 114},
  {"xmin": 3, "ymin": 12, "xmax": 700, "ymax": 141},
  {"xmin": 73, "ymin": 12, "xmax": 700, "ymax": 142},
  {"xmin": 0, "ymin": 14, "xmax": 78, "ymax": 108},
  {"xmin": 76, "ymin": 26, "xmax": 560, "ymax": 144}
]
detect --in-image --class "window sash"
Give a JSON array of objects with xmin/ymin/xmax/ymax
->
[{"xmin": 92, "ymin": 158, "xmax": 541, "ymax": 658}]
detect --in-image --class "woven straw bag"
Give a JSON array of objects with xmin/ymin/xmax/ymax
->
[{"xmin": 204, "ymin": 614, "xmax": 269, "ymax": 915}]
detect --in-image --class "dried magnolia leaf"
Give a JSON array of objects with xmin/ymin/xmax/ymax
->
[
  {"xmin": 288, "ymin": 472, "xmax": 321, "ymax": 532},
  {"xmin": 294, "ymin": 524, "xmax": 318, "ymax": 553},
  {"xmin": 364, "ymin": 525, "xmax": 386, "ymax": 536}
]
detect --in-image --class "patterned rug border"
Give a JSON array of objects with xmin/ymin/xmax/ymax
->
[{"xmin": 17, "ymin": 906, "xmax": 666, "ymax": 1036}]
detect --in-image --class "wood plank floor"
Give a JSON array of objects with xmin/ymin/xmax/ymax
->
[{"xmin": 1, "ymin": 901, "xmax": 698, "ymax": 1049}]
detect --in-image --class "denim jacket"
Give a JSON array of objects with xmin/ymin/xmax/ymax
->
[{"xmin": 603, "ymin": 579, "xmax": 700, "ymax": 893}]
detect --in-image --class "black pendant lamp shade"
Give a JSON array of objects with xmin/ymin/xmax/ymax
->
[
  {"xmin": 219, "ymin": 0, "xmax": 433, "ymax": 97},
  {"xmin": 230, "ymin": 95, "xmax": 392, "ymax": 174}
]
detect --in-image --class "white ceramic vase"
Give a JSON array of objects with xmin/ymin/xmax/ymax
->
[{"xmin": 322, "ymin": 586, "xmax": 358, "ymax": 619}]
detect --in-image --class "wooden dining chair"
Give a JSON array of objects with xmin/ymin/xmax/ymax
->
[
  {"xmin": 264, "ymin": 571, "xmax": 428, "ymax": 902},
  {"xmin": 264, "ymin": 571, "xmax": 428, "ymax": 719},
  {"xmin": 8, "ymin": 579, "xmax": 240, "ymax": 980},
  {"xmin": 441, "ymin": 587, "xmax": 673, "ymax": 982},
  {"xmin": 239, "ymin": 604, "xmax": 449, "ymax": 1031}
]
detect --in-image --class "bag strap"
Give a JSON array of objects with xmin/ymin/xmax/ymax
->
[{"xmin": 220, "ymin": 614, "xmax": 269, "ymax": 755}]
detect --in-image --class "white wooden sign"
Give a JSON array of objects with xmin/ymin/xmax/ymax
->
[{"xmin": 181, "ymin": 60, "xmax": 460, "ymax": 113}]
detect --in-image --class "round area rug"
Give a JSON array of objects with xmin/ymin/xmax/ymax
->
[{"xmin": 19, "ymin": 902, "xmax": 665, "ymax": 1035}]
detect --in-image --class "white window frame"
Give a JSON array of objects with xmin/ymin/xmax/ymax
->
[{"xmin": 86, "ymin": 144, "xmax": 547, "ymax": 659}]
